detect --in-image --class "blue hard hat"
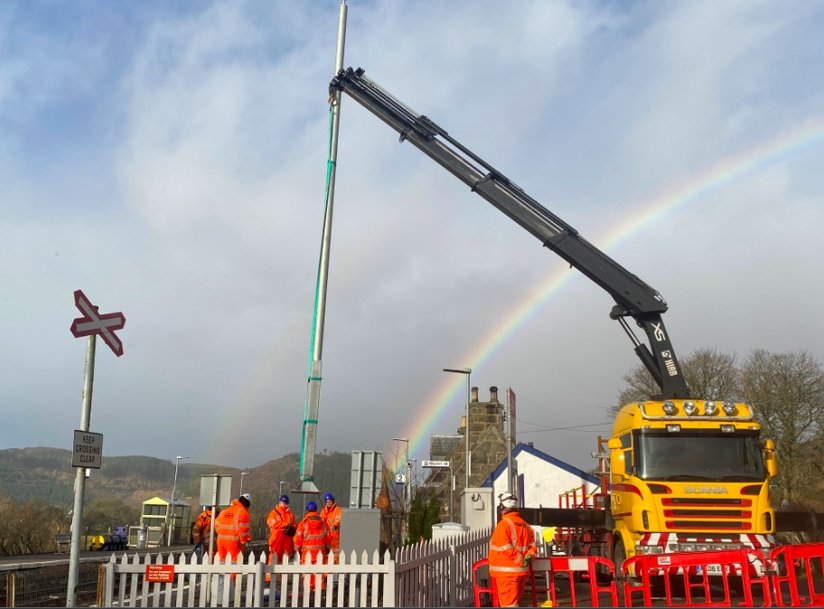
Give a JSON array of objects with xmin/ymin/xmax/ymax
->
[
  {"xmin": 323, "ymin": 493, "xmax": 334, "ymax": 503},
  {"xmin": 279, "ymin": 494, "xmax": 289, "ymax": 504},
  {"xmin": 306, "ymin": 501, "xmax": 318, "ymax": 512}
]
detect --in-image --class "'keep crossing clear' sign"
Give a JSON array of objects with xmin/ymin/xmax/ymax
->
[{"xmin": 72, "ymin": 430, "xmax": 103, "ymax": 469}]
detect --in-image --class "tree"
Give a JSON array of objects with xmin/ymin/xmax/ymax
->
[
  {"xmin": 406, "ymin": 489, "xmax": 441, "ymax": 544},
  {"xmin": 613, "ymin": 348, "xmax": 741, "ymax": 417},
  {"xmin": 0, "ymin": 497, "xmax": 69, "ymax": 555},
  {"xmin": 83, "ymin": 496, "xmax": 140, "ymax": 534},
  {"xmin": 740, "ymin": 350, "xmax": 824, "ymax": 504}
]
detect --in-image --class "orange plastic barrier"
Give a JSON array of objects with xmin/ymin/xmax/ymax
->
[
  {"xmin": 770, "ymin": 541, "xmax": 824, "ymax": 607},
  {"xmin": 623, "ymin": 548, "xmax": 772, "ymax": 607},
  {"xmin": 528, "ymin": 555, "xmax": 618, "ymax": 607},
  {"xmin": 472, "ymin": 557, "xmax": 498, "ymax": 607}
]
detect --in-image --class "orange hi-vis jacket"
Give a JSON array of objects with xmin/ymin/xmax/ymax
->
[
  {"xmin": 488, "ymin": 510, "xmax": 538, "ymax": 577},
  {"xmin": 192, "ymin": 508, "xmax": 213, "ymax": 545},
  {"xmin": 320, "ymin": 503, "xmax": 342, "ymax": 551},
  {"xmin": 214, "ymin": 499, "xmax": 251, "ymax": 560},
  {"xmin": 294, "ymin": 513, "xmax": 331, "ymax": 560},
  {"xmin": 266, "ymin": 504, "xmax": 296, "ymax": 559}
]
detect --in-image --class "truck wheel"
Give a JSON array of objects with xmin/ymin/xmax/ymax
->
[{"xmin": 612, "ymin": 539, "xmax": 627, "ymax": 577}]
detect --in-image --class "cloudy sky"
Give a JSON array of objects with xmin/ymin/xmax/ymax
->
[{"xmin": 2, "ymin": 1, "xmax": 823, "ymax": 482}]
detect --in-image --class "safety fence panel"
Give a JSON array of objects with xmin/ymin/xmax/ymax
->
[
  {"xmin": 529, "ymin": 555, "xmax": 618, "ymax": 608},
  {"xmin": 471, "ymin": 558, "xmax": 497, "ymax": 607},
  {"xmin": 623, "ymin": 548, "xmax": 772, "ymax": 608},
  {"xmin": 770, "ymin": 541, "xmax": 824, "ymax": 607}
]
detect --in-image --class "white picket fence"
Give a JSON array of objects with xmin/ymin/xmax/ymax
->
[{"xmin": 102, "ymin": 528, "xmax": 490, "ymax": 607}]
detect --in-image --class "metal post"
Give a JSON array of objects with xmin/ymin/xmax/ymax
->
[
  {"xmin": 506, "ymin": 389, "xmax": 516, "ymax": 494},
  {"xmin": 168, "ymin": 455, "xmax": 189, "ymax": 546},
  {"xmin": 449, "ymin": 470, "xmax": 454, "ymax": 522},
  {"xmin": 67, "ymin": 334, "xmax": 96, "ymax": 608},
  {"xmin": 443, "ymin": 368, "xmax": 471, "ymax": 487},
  {"xmin": 299, "ymin": 0, "xmax": 349, "ymax": 493},
  {"xmin": 279, "ymin": 480, "xmax": 287, "ymax": 497},
  {"xmin": 392, "ymin": 438, "xmax": 409, "ymax": 510},
  {"xmin": 240, "ymin": 471, "xmax": 248, "ymax": 496}
]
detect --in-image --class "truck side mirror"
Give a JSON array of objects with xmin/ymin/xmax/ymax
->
[
  {"xmin": 763, "ymin": 439, "xmax": 777, "ymax": 478},
  {"xmin": 607, "ymin": 438, "xmax": 625, "ymax": 476}
]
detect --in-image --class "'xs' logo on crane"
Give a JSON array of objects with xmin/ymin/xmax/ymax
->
[{"xmin": 652, "ymin": 322, "xmax": 666, "ymax": 342}]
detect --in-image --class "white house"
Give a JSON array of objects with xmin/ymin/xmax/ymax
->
[{"xmin": 483, "ymin": 442, "xmax": 600, "ymax": 509}]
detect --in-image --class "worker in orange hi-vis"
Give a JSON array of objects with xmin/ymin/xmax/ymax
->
[
  {"xmin": 191, "ymin": 505, "xmax": 216, "ymax": 562},
  {"xmin": 488, "ymin": 491, "xmax": 538, "ymax": 607},
  {"xmin": 214, "ymin": 493, "xmax": 252, "ymax": 576},
  {"xmin": 320, "ymin": 492, "xmax": 342, "ymax": 563},
  {"xmin": 294, "ymin": 501, "xmax": 331, "ymax": 591},
  {"xmin": 265, "ymin": 494, "xmax": 296, "ymax": 583}
]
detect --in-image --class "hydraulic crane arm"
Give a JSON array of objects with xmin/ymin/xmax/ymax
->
[{"xmin": 330, "ymin": 67, "xmax": 690, "ymax": 399}]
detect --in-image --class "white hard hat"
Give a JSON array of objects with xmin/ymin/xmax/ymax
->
[
  {"xmin": 241, "ymin": 492, "xmax": 252, "ymax": 503},
  {"xmin": 498, "ymin": 492, "xmax": 518, "ymax": 509}
]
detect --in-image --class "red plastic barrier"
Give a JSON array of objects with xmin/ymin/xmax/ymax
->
[
  {"xmin": 623, "ymin": 548, "xmax": 772, "ymax": 607},
  {"xmin": 472, "ymin": 557, "xmax": 498, "ymax": 607},
  {"xmin": 528, "ymin": 555, "xmax": 618, "ymax": 607},
  {"xmin": 770, "ymin": 541, "xmax": 824, "ymax": 607}
]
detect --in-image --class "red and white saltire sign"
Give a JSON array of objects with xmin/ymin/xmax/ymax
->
[{"xmin": 69, "ymin": 289, "xmax": 126, "ymax": 357}]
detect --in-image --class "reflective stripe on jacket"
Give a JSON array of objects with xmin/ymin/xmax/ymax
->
[
  {"xmin": 320, "ymin": 504, "xmax": 342, "ymax": 549},
  {"xmin": 192, "ymin": 509, "xmax": 212, "ymax": 544},
  {"xmin": 488, "ymin": 511, "xmax": 537, "ymax": 576},
  {"xmin": 214, "ymin": 500, "xmax": 251, "ymax": 544},
  {"xmin": 267, "ymin": 504, "xmax": 296, "ymax": 541},
  {"xmin": 294, "ymin": 514, "xmax": 330, "ymax": 553}
]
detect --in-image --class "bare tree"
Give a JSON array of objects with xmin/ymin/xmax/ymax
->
[
  {"xmin": 612, "ymin": 348, "xmax": 740, "ymax": 417},
  {"xmin": 740, "ymin": 350, "xmax": 824, "ymax": 504}
]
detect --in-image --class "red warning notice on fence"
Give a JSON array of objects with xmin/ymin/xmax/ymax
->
[{"xmin": 145, "ymin": 564, "xmax": 175, "ymax": 583}]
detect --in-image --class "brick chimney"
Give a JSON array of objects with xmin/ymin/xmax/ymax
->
[
  {"xmin": 489, "ymin": 386, "xmax": 499, "ymax": 403},
  {"xmin": 471, "ymin": 386, "xmax": 479, "ymax": 403}
]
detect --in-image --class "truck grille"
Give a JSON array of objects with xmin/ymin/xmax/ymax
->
[{"xmin": 661, "ymin": 498, "xmax": 752, "ymax": 531}]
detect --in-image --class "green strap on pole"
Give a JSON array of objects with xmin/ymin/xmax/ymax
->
[{"xmin": 299, "ymin": 104, "xmax": 337, "ymax": 477}]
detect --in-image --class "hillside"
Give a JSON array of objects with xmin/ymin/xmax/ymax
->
[{"xmin": 0, "ymin": 447, "xmax": 353, "ymax": 510}]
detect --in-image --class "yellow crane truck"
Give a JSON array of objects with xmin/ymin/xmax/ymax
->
[
  {"xmin": 606, "ymin": 399, "xmax": 777, "ymax": 571},
  {"xmin": 329, "ymin": 67, "xmax": 786, "ymax": 570}
]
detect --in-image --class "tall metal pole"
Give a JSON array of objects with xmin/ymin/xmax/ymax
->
[
  {"xmin": 507, "ymin": 388, "xmax": 517, "ymax": 494},
  {"xmin": 168, "ymin": 456, "xmax": 188, "ymax": 546},
  {"xmin": 392, "ymin": 437, "xmax": 409, "ymax": 510},
  {"xmin": 299, "ymin": 0, "xmax": 348, "ymax": 493},
  {"xmin": 67, "ymin": 335, "xmax": 96, "ymax": 608},
  {"xmin": 239, "ymin": 471, "xmax": 248, "ymax": 495},
  {"xmin": 465, "ymin": 373, "xmax": 471, "ymax": 486},
  {"xmin": 443, "ymin": 367, "xmax": 472, "ymax": 487}
]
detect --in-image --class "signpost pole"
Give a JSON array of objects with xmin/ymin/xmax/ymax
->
[
  {"xmin": 66, "ymin": 334, "xmax": 96, "ymax": 608},
  {"xmin": 66, "ymin": 289, "xmax": 124, "ymax": 607}
]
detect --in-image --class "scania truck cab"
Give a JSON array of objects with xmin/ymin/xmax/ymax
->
[{"xmin": 608, "ymin": 399, "xmax": 778, "ymax": 570}]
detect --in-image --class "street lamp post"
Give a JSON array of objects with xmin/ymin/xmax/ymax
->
[
  {"xmin": 279, "ymin": 480, "xmax": 287, "ymax": 498},
  {"xmin": 239, "ymin": 471, "xmax": 249, "ymax": 495},
  {"xmin": 443, "ymin": 367, "xmax": 472, "ymax": 487},
  {"xmin": 168, "ymin": 455, "xmax": 189, "ymax": 546},
  {"xmin": 393, "ymin": 438, "xmax": 410, "ymax": 510}
]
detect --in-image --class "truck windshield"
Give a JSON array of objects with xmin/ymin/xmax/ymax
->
[{"xmin": 635, "ymin": 431, "xmax": 766, "ymax": 481}]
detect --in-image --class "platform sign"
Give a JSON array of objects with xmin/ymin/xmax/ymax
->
[
  {"xmin": 422, "ymin": 460, "xmax": 450, "ymax": 468},
  {"xmin": 72, "ymin": 430, "xmax": 103, "ymax": 469},
  {"xmin": 199, "ymin": 474, "xmax": 233, "ymax": 507}
]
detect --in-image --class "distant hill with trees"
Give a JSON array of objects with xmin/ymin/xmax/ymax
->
[
  {"xmin": 0, "ymin": 447, "xmax": 352, "ymax": 509},
  {"xmin": 0, "ymin": 447, "xmax": 354, "ymax": 554}
]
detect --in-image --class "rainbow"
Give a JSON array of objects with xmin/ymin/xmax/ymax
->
[{"xmin": 387, "ymin": 118, "xmax": 824, "ymax": 473}]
